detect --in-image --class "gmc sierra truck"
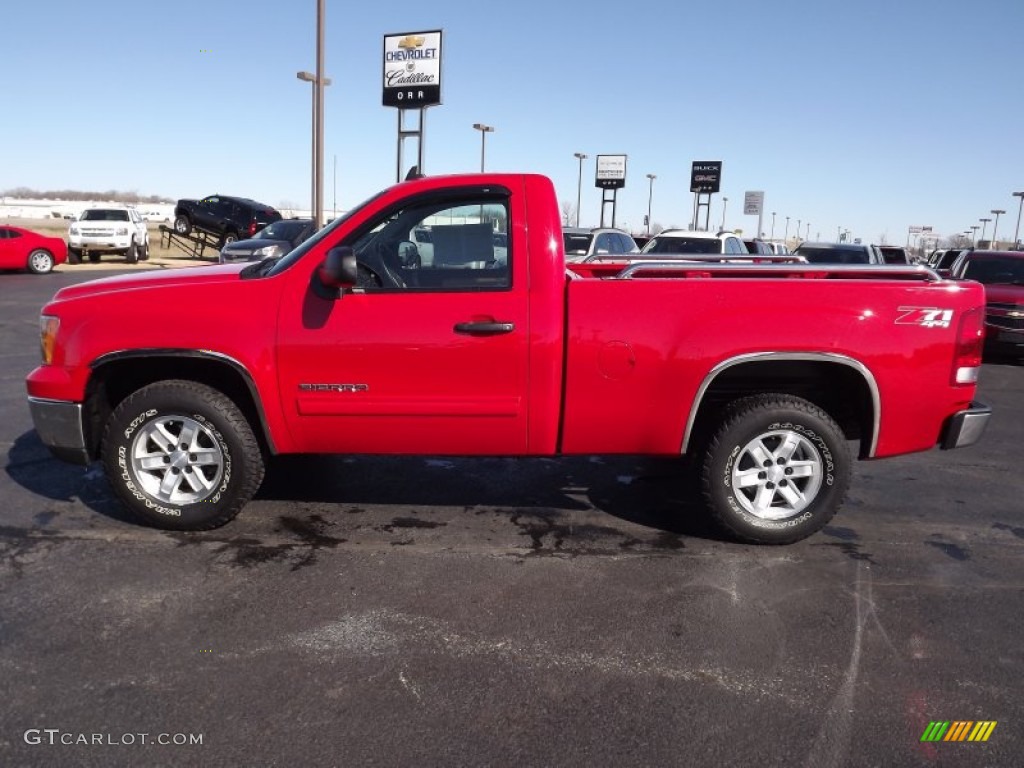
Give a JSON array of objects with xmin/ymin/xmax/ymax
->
[{"xmin": 26, "ymin": 174, "xmax": 991, "ymax": 544}]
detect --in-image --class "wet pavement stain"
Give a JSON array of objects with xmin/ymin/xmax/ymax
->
[
  {"xmin": 993, "ymin": 522, "xmax": 1024, "ymax": 539},
  {"xmin": 925, "ymin": 540, "xmax": 970, "ymax": 561},
  {"xmin": 816, "ymin": 541, "xmax": 877, "ymax": 564}
]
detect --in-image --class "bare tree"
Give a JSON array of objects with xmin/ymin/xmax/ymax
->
[{"xmin": 560, "ymin": 200, "xmax": 577, "ymax": 227}]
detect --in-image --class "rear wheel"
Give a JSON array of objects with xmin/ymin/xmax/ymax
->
[
  {"xmin": 221, "ymin": 231, "xmax": 239, "ymax": 247},
  {"xmin": 101, "ymin": 380, "xmax": 265, "ymax": 530},
  {"xmin": 27, "ymin": 249, "xmax": 55, "ymax": 274},
  {"xmin": 699, "ymin": 394, "xmax": 851, "ymax": 544}
]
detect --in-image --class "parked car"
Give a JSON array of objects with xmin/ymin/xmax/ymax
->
[
  {"xmin": 929, "ymin": 248, "xmax": 971, "ymax": 276},
  {"xmin": 68, "ymin": 205, "xmax": 150, "ymax": 263},
  {"xmin": 767, "ymin": 242, "xmax": 790, "ymax": 255},
  {"xmin": 639, "ymin": 229, "xmax": 748, "ymax": 256},
  {"xmin": 877, "ymin": 245, "xmax": 911, "ymax": 265},
  {"xmin": 949, "ymin": 250, "xmax": 1024, "ymax": 358},
  {"xmin": 173, "ymin": 195, "xmax": 282, "ymax": 246},
  {"xmin": 792, "ymin": 242, "xmax": 885, "ymax": 264},
  {"xmin": 562, "ymin": 227, "xmax": 639, "ymax": 262},
  {"xmin": 0, "ymin": 225, "xmax": 67, "ymax": 274},
  {"xmin": 218, "ymin": 218, "xmax": 316, "ymax": 264},
  {"xmin": 743, "ymin": 239, "xmax": 774, "ymax": 255}
]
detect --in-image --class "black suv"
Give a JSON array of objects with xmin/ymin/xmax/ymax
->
[{"xmin": 173, "ymin": 195, "xmax": 281, "ymax": 245}]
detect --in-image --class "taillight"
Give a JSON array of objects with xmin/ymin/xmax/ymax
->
[
  {"xmin": 248, "ymin": 221, "xmax": 257, "ymax": 236},
  {"xmin": 951, "ymin": 306, "xmax": 984, "ymax": 385}
]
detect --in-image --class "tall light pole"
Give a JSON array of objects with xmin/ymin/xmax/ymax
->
[
  {"xmin": 990, "ymin": 209, "xmax": 1006, "ymax": 248},
  {"xmin": 770, "ymin": 212, "xmax": 776, "ymax": 240},
  {"xmin": 979, "ymin": 217, "xmax": 991, "ymax": 244},
  {"xmin": 472, "ymin": 123, "xmax": 494, "ymax": 172},
  {"xmin": 645, "ymin": 173, "xmax": 656, "ymax": 235},
  {"xmin": 784, "ymin": 216, "xmax": 790, "ymax": 242},
  {"xmin": 970, "ymin": 225, "xmax": 979, "ymax": 245},
  {"xmin": 1013, "ymin": 192, "xmax": 1024, "ymax": 247},
  {"xmin": 297, "ymin": 69, "xmax": 331, "ymax": 228},
  {"xmin": 574, "ymin": 153, "xmax": 587, "ymax": 227},
  {"xmin": 721, "ymin": 197, "xmax": 728, "ymax": 231},
  {"xmin": 806, "ymin": 222, "xmax": 811, "ymax": 240},
  {"xmin": 796, "ymin": 219, "xmax": 802, "ymax": 242}
]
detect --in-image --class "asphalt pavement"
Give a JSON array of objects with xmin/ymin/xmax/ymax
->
[{"xmin": 1, "ymin": 268, "xmax": 1022, "ymax": 767}]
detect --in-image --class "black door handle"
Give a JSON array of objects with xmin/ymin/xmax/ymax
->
[{"xmin": 453, "ymin": 321, "xmax": 515, "ymax": 335}]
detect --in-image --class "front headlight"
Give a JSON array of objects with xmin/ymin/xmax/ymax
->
[
  {"xmin": 40, "ymin": 315, "xmax": 60, "ymax": 364},
  {"xmin": 116, "ymin": 227, "xmax": 129, "ymax": 236},
  {"xmin": 252, "ymin": 245, "xmax": 281, "ymax": 258},
  {"xmin": 69, "ymin": 225, "xmax": 79, "ymax": 235}
]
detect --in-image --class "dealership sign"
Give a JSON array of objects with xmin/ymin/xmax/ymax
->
[
  {"xmin": 382, "ymin": 30, "xmax": 443, "ymax": 108},
  {"xmin": 595, "ymin": 155, "xmax": 627, "ymax": 189},
  {"xmin": 744, "ymin": 190, "xmax": 764, "ymax": 215},
  {"xmin": 690, "ymin": 161, "xmax": 722, "ymax": 193}
]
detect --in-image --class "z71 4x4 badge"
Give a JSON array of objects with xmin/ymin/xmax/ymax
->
[{"xmin": 895, "ymin": 307, "xmax": 954, "ymax": 329}]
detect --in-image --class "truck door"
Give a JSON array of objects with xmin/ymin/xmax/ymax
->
[{"xmin": 276, "ymin": 186, "xmax": 530, "ymax": 455}]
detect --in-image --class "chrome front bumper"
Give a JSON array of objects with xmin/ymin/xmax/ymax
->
[
  {"xmin": 940, "ymin": 401, "xmax": 992, "ymax": 450},
  {"xmin": 28, "ymin": 397, "xmax": 90, "ymax": 465}
]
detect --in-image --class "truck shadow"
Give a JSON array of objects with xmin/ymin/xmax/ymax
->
[
  {"xmin": 257, "ymin": 454, "xmax": 724, "ymax": 541},
  {"xmin": 5, "ymin": 430, "xmax": 725, "ymax": 542}
]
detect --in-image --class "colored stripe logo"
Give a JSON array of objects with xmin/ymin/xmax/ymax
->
[{"xmin": 920, "ymin": 721, "xmax": 997, "ymax": 742}]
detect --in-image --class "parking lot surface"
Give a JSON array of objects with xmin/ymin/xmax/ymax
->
[{"xmin": 2, "ymin": 270, "xmax": 1022, "ymax": 766}]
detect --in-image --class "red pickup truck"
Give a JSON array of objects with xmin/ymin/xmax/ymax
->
[{"xmin": 26, "ymin": 173, "xmax": 991, "ymax": 544}]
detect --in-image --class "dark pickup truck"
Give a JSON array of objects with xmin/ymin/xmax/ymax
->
[{"xmin": 173, "ymin": 195, "xmax": 281, "ymax": 245}]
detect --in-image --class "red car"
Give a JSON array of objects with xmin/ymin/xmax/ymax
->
[
  {"xmin": 949, "ymin": 249, "xmax": 1024, "ymax": 358},
  {"xmin": 0, "ymin": 225, "xmax": 68, "ymax": 274}
]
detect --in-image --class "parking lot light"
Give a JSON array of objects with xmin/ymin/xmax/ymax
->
[
  {"xmin": 1013, "ymin": 192, "xmax": 1024, "ymax": 248},
  {"xmin": 979, "ymin": 217, "xmax": 991, "ymax": 244},
  {"xmin": 473, "ymin": 123, "xmax": 495, "ymax": 172},
  {"xmin": 646, "ymin": 174, "xmax": 656, "ymax": 236},
  {"xmin": 990, "ymin": 209, "xmax": 1006, "ymax": 248},
  {"xmin": 574, "ymin": 153, "xmax": 587, "ymax": 227}
]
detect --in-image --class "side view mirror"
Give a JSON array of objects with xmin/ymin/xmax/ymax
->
[{"xmin": 318, "ymin": 246, "xmax": 359, "ymax": 290}]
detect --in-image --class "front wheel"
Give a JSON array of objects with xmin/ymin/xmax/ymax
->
[
  {"xmin": 124, "ymin": 240, "xmax": 138, "ymax": 264},
  {"xmin": 101, "ymin": 380, "xmax": 265, "ymax": 530},
  {"xmin": 699, "ymin": 394, "xmax": 851, "ymax": 544},
  {"xmin": 173, "ymin": 215, "xmax": 192, "ymax": 235},
  {"xmin": 27, "ymin": 249, "xmax": 55, "ymax": 274}
]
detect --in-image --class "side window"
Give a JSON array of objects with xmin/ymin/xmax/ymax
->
[
  {"xmin": 7, "ymin": 230, "xmax": 22, "ymax": 239},
  {"xmin": 346, "ymin": 194, "xmax": 511, "ymax": 292},
  {"xmin": 0, "ymin": 229, "xmax": 8, "ymax": 239}
]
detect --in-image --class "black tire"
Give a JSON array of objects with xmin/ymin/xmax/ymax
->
[
  {"xmin": 125, "ymin": 240, "xmax": 138, "ymax": 264},
  {"xmin": 88, "ymin": 251, "xmax": 101, "ymax": 263},
  {"xmin": 138, "ymin": 241, "xmax": 150, "ymax": 261},
  {"xmin": 173, "ymin": 215, "xmax": 192, "ymax": 236},
  {"xmin": 67, "ymin": 247, "xmax": 82, "ymax": 265},
  {"xmin": 101, "ymin": 380, "xmax": 265, "ymax": 531},
  {"xmin": 27, "ymin": 249, "xmax": 55, "ymax": 274},
  {"xmin": 221, "ymin": 231, "xmax": 239, "ymax": 247},
  {"xmin": 699, "ymin": 394, "xmax": 851, "ymax": 544}
]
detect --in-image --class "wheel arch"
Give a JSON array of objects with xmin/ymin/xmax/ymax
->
[
  {"xmin": 83, "ymin": 350, "xmax": 276, "ymax": 461},
  {"xmin": 683, "ymin": 352, "xmax": 880, "ymax": 459}
]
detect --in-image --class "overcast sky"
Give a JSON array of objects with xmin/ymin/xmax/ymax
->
[{"xmin": 3, "ymin": 0, "xmax": 1022, "ymax": 243}]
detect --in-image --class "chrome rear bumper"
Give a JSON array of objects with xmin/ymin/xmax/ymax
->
[{"xmin": 940, "ymin": 401, "xmax": 992, "ymax": 450}]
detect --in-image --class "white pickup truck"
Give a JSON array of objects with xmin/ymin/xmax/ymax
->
[{"xmin": 68, "ymin": 205, "xmax": 150, "ymax": 264}]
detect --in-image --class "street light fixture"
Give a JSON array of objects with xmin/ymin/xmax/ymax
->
[
  {"xmin": 990, "ymin": 209, "xmax": 1006, "ymax": 248},
  {"xmin": 806, "ymin": 222, "xmax": 810, "ymax": 240},
  {"xmin": 645, "ymin": 174, "xmax": 656, "ymax": 236},
  {"xmin": 721, "ymin": 197, "xmax": 728, "ymax": 231},
  {"xmin": 1013, "ymin": 192, "xmax": 1024, "ymax": 247},
  {"xmin": 784, "ymin": 216, "xmax": 790, "ymax": 242},
  {"xmin": 297, "ymin": 69, "xmax": 332, "ymax": 228},
  {"xmin": 472, "ymin": 123, "xmax": 494, "ymax": 172},
  {"xmin": 573, "ymin": 153, "xmax": 587, "ymax": 227},
  {"xmin": 796, "ymin": 219, "xmax": 802, "ymax": 242},
  {"xmin": 979, "ymin": 217, "xmax": 991, "ymax": 243},
  {"xmin": 771, "ymin": 212, "xmax": 776, "ymax": 240},
  {"xmin": 970, "ymin": 225, "xmax": 979, "ymax": 245}
]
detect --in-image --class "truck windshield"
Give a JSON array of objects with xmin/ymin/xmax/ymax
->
[
  {"xmin": 80, "ymin": 210, "xmax": 129, "ymax": 221},
  {"xmin": 963, "ymin": 257, "xmax": 1024, "ymax": 285},
  {"xmin": 261, "ymin": 190, "xmax": 388, "ymax": 278}
]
